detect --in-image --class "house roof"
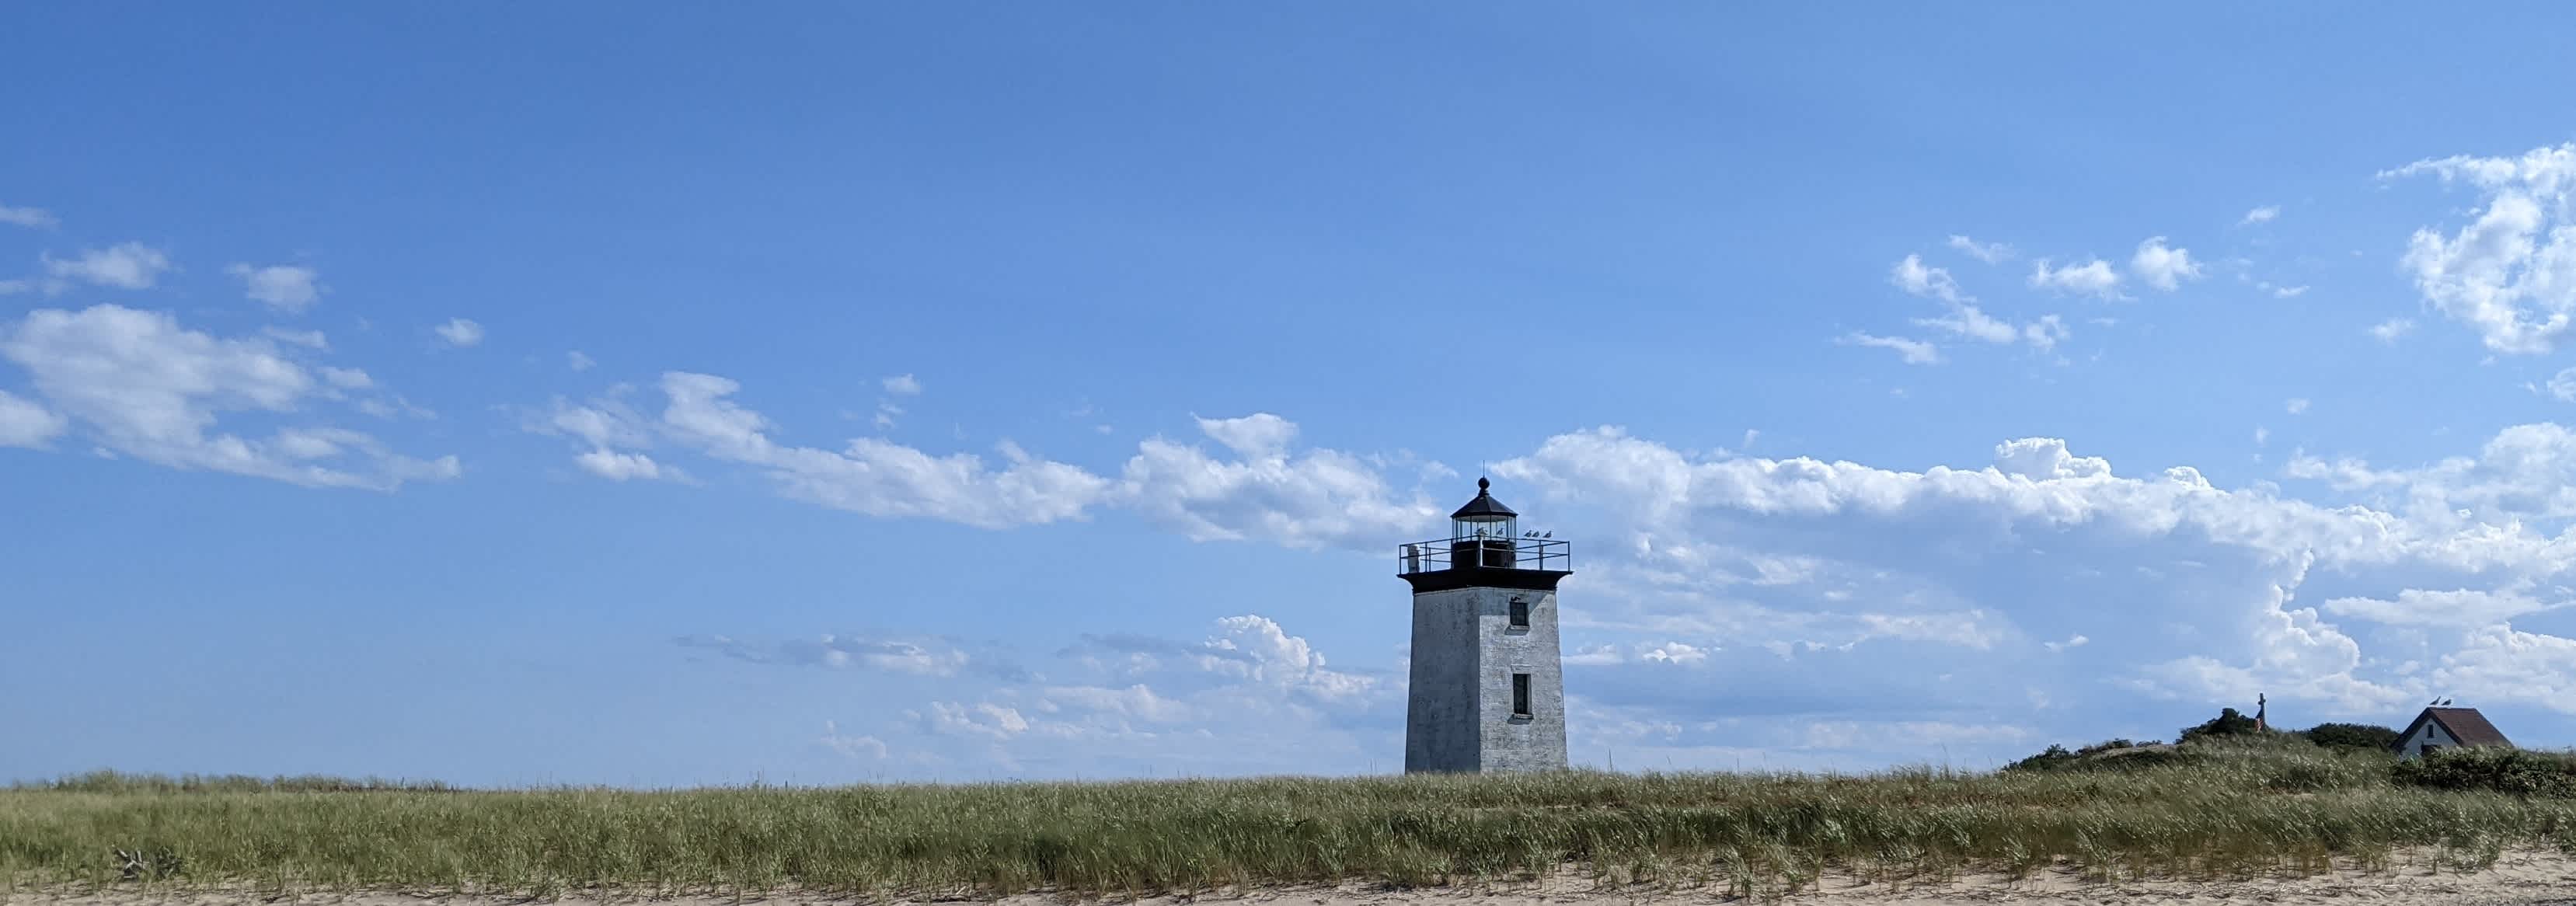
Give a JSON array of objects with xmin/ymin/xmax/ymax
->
[{"xmin": 2393, "ymin": 706, "xmax": 2514, "ymax": 751}]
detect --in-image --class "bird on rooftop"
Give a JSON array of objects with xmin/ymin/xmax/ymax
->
[{"xmin": 2442, "ymin": 698, "xmax": 2453, "ymax": 706}]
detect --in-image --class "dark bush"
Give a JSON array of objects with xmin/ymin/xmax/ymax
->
[
  {"xmin": 2003, "ymin": 744, "xmax": 2077, "ymax": 772},
  {"xmin": 2177, "ymin": 707, "xmax": 2262, "ymax": 744},
  {"xmin": 2002, "ymin": 738, "xmax": 2182, "ymax": 773},
  {"xmin": 2300, "ymin": 722, "xmax": 2402, "ymax": 753},
  {"xmin": 2390, "ymin": 746, "xmax": 2576, "ymax": 797},
  {"xmin": 2076, "ymin": 737, "xmax": 2154, "ymax": 756}
]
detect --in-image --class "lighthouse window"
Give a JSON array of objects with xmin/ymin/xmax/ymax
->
[
  {"xmin": 1508, "ymin": 597, "xmax": 1530, "ymax": 629},
  {"xmin": 1511, "ymin": 673, "xmax": 1532, "ymax": 717}
]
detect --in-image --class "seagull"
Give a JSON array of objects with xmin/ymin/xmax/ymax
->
[
  {"xmin": 1541, "ymin": 531, "xmax": 1552, "ymax": 538},
  {"xmin": 2429, "ymin": 698, "xmax": 2440, "ymax": 706},
  {"xmin": 2441, "ymin": 698, "xmax": 2453, "ymax": 706}
]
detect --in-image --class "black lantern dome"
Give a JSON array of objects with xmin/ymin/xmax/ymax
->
[{"xmin": 1449, "ymin": 476, "xmax": 1518, "ymax": 540}]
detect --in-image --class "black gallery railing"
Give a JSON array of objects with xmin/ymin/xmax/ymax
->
[{"xmin": 1396, "ymin": 536, "xmax": 1570, "ymax": 574}]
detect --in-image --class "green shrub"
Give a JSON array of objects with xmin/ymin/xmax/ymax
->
[
  {"xmin": 2178, "ymin": 708, "xmax": 2263, "ymax": 744},
  {"xmin": 2003, "ymin": 738, "xmax": 2187, "ymax": 774},
  {"xmin": 2002, "ymin": 744, "xmax": 2077, "ymax": 772},
  {"xmin": 2392, "ymin": 747, "xmax": 2576, "ymax": 798},
  {"xmin": 2302, "ymin": 723, "xmax": 2403, "ymax": 753},
  {"xmin": 2076, "ymin": 737, "xmax": 2154, "ymax": 756}
]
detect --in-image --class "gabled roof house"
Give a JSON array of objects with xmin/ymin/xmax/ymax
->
[{"xmin": 2392, "ymin": 706, "xmax": 2512, "ymax": 760}]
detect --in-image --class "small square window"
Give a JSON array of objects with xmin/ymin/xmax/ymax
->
[
  {"xmin": 1511, "ymin": 673, "xmax": 1532, "ymax": 717},
  {"xmin": 1508, "ymin": 596, "xmax": 1530, "ymax": 629}
]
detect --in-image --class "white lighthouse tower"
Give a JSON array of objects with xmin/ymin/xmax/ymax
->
[{"xmin": 1397, "ymin": 477, "xmax": 1571, "ymax": 773}]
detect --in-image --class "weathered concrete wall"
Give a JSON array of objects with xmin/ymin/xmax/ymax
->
[
  {"xmin": 1406, "ymin": 587, "xmax": 1483, "ymax": 772},
  {"xmin": 1406, "ymin": 586, "xmax": 1567, "ymax": 773},
  {"xmin": 1479, "ymin": 586, "xmax": 1567, "ymax": 772}
]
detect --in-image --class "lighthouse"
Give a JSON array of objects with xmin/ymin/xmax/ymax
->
[{"xmin": 1396, "ymin": 477, "xmax": 1571, "ymax": 773}]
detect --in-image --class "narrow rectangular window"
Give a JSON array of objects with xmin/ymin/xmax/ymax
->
[
  {"xmin": 1511, "ymin": 673, "xmax": 1532, "ymax": 716},
  {"xmin": 1508, "ymin": 597, "xmax": 1530, "ymax": 629}
]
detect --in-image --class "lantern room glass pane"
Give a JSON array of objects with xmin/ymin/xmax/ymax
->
[{"xmin": 1454, "ymin": 515, "xmax": 1516, "ymax": 540}]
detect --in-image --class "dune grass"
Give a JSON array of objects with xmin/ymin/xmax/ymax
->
[{"xmin": 6, "ymin": 743, "xmax": 2573, "ymax": 899}]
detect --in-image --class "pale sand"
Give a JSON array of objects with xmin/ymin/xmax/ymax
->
[{"xmin": 13, "ymin": 851, "xmax": 2576, "ymax": 906}]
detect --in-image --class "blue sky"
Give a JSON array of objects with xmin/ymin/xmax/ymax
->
[{"xmin": 16, "ymin": 5, "xmax": 2576, "ymax": 786}]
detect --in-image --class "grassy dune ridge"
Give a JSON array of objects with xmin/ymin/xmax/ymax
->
[{"xmin": 5, "ymin": 742, "xmax": 2573, "ymax": 897}]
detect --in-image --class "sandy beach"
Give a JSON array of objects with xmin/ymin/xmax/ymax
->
[{"xmin": 16, "ymin": 850, "xmax": 2576, "ymax": 906}]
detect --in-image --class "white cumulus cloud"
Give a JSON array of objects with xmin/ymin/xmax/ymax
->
[
  {"xmin": 433, "ymin": 318, "xmax": 484, "ymax": 347},
  {"xmin": 0, "ymin": 305, "xmax": 458, "ymax": 489},
  {"xmin": 2130, "ymin": 237, "xmax": 2205, "ymax": 291},
  {"xmin": 0, "ymin": 389, "xmax": 67, "ymax": 448},
  {"xmin": 2385, "ymin": 142, "xmax": 2576, "ymax": 354},
  {"xmin": 2027, "ymin": 258, "xmax": 2123, "ymax": 299}
]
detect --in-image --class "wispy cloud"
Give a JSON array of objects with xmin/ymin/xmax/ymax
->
[
  {"xmin": 42, "ymin": 242, "xmax": 171, "ymax": 291},
  {"xmin": 1946, "ymin": 235, "xmax": 2015, "ymax": 263},
  {"xmin": 263, "ymin": 327, "xmax": 328, "ymax": 350},
  {"xmin": 225, "ymin": 263, "xmax": 323, "ymax": 313},
  {"xmin": 0, "ymin": 202, "xmax": 58, "ymax": 229},
  {"xmin": 1840, "ymin": 332, "xmax": 1941, "ymax": 365},
  {"xmin": 1888, "ymin": 254, "xmax": 2071, "ymax": 354}
]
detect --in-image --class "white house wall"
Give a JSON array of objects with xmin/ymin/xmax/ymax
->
[{"xmin": 2397, "ymin": 721, "xmax": 2459, "ymax": 760}]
